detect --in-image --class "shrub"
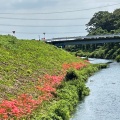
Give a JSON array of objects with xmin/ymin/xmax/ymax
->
[
  {"xmin": 115, "ymin": 55, "xmax": 120, "ymax": 62},
  {"xmin": 54, "ymin": 100, "xmax": 70, "ymax": 120},
  {"xmin": 65, "ymin": 69, "xmax": 78, "ymax": 81}
]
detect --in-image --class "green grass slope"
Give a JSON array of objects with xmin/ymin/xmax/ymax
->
[
  {"xmin": 0, "ymin": 35, "xmax": 82, "ymax": 100},
  {"xmin": 0, "ymin": 35, "xmax": 108, "ymax": 119}
]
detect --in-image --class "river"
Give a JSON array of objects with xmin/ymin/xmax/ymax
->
[{"xmin": 71, "ymin": 58, "xmax": 120, "ymax": 120}]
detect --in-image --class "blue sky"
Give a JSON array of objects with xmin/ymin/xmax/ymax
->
[{"xmin": 0, "ymin": 0, "xmax": 120, "ymax": 40}]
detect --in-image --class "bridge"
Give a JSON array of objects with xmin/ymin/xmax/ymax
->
[{"xmin": 45, "ymin": 34, "xmax": 120, "ymax": 47}]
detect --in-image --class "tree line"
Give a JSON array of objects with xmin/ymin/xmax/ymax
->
[
  {"xmin": 86, "ymin": 8, "xmax": 120, "ymax": 35},
  {"xmin": 65, "ymin": 8, "xmax": 120, "ymax": 62}
]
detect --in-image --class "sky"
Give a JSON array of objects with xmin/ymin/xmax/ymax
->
[{"xmin": 0, "ymin": 0, "xmax": 120, "ymax": 40}]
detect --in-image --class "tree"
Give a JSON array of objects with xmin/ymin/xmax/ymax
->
[
  {"xmin": 112, "ymin": 8, "xmax": 120, "ymax": 30},
  {"xmin": 86, "ymin": 9, "xmax": 120, "ymax": 35}
]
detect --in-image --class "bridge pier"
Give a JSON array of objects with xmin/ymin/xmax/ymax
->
[
  {"xmin": 62, "ymin": 45, "xmax": 65, "ymax": 48},
  {"xmin": 55, "ymin": 44, "xmax": 65, "ymax": 48}
]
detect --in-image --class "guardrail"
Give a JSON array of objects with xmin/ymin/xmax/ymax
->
[{"xmin": 45, "ymin": 34, "xmax": 120, "ymax": 42}]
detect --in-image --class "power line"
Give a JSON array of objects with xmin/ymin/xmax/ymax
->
[
  {"xmin": 17, "ymin": 31, "xmax": 86, "ymax": 35},
  {"xmin": 0, "ymin": 30, "xmax": 86, "ymax": 35},
  {"xmin": 0, "ymin": 31, "xmax": 11, "ymax": 34},
  {"xmin": 0, "ymin": 16, "xmax": 90, "ymax": 21},
  {"xmin": 0, "ymin": 24, "xmax": 85, "ymax": 28},
  {"xmin": 0, "ymin": 3, "xmax": 119, "ymax": 14}
]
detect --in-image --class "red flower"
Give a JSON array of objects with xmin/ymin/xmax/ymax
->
[
  {"xmin": 0, "ymin": 108, "xmax": 6, "ymax": 114},
  {"xmin": 11, "ymin": 107, "xmax": 20, "ymax": 115}
]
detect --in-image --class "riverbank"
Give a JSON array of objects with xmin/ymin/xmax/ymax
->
[
  {"xmin": 71, "ymin": 60, "xmax": 120, "ymax": 120},
  {"xmin": 0, "ymin": 35, "xmax": 107, "ymax": 119},
  {"xmin": 71, "ymin": 43, "xmax": 120, "ymax": 62},
  {"xmin": 30, "ymin": 63, "xmax": 107, "ymax": 119}
]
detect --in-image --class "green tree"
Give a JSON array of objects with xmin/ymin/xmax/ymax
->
[
  {"xmin": 86, "ymin": 11, "xmax": 112, "ymax": 33},
  {"xmin": 86, "ymin": 9, "xmax": 120, "ymax": 35}
]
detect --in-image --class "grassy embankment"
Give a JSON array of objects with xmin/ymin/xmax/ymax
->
[{"xmin": 0, "ymin": 35, "xmax": 107, "ymax": 119}]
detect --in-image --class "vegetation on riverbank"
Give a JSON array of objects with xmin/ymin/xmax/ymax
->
[
  {"xmin": 65, "ymin": 8, "xmax": 120, "ymax": 62},
  {"xmin": 72, "ymin": 43, "xmax": 120, "ymax": 62},
  {"xmin": 0, "ymin": 35, "xmax": 107, "ymax": 119},
  {"xmin": 30, "ymin": 64, "xmax": 107, "ymax": 120}
]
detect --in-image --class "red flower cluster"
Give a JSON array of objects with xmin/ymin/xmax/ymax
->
[
  {"xmin": 44, "ymin": 74, "xmax": 64, "ymax": 86},
  {"xmin": 36, "ymin": 84, "xmax": 56, "ymax": 93},
  {"xmin": 84, "ymin": 60, "xmax": 90, "ymax": 63},
  {"xmin": 62, "ymin": 62, "xmax": 88, "ymax": 70},
  {"xmin": 36, "ymin": 74, "xmax": 64, "ymax": 95},
  {"xmin": 0, "ymin": 94, "xmax": 39, "ymax": 119},
  {"xmin": 0, "ymin": 61, "xmax": 89, "ymax": 119}
]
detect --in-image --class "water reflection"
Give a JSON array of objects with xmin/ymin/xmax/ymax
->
[{"xmin": 71, "ymin": 60, "xmax": 120, "ymax": 120}]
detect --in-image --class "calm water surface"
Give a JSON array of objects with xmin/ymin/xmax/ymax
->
[{"xmin": 71, "ymin": 58, "xmax": 120, "ymax": 120}]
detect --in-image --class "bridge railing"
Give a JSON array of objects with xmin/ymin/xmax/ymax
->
[{"xmin": 45, "ymin": 33, "xmax": 120, "ymax": 42}]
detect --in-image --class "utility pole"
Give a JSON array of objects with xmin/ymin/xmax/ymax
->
[
  {"xmin": 43, "ymin": 32, "xmax": 45, "ymax": 40},
  {"xmin": 12, "ymin": 31, "xmax": 15, "ymax": 36},
  {"xmin": 38, "ymin": 35, "xmax": 40, "ymax": 41}
]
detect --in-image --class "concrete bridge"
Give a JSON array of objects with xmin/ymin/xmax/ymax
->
[{"xmin": 46, "ymin": 34, "xmax": 120, "ymax": 47}]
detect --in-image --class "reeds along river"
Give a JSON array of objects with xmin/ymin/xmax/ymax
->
[{"xmin": 71, "ymin": 58, "xmax": 120, "ymax": 120}]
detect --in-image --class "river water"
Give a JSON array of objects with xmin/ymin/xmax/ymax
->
[{"xmin": 71, "ymin": 58, "xmax": 120, "ymax": 120}]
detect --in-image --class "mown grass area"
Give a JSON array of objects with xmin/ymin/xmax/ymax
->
[
  {"xmin": 0, "ymin": 35, "xmax": 83, "ymax": 100},
  {"xmin": 0, "ymin": 35, "xmax": 107, "ymax": 119}
]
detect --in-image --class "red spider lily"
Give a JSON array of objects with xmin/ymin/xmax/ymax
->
[
  {"xmin": 0, "ymin": 94, "xmax": 39, "ymax": 119},
  {"xmin": 62, "ymin": 63, "xmax": 71, "ymax": 70},
  {"xmin": 3, "ymin": 114, "xmax": 8, "ymax": 119},
  {"xmin": 0, "ymin": 108, "xmax": 6, "ymax": 114},
  {"xmin": 44, "ymin": 74, "xmax": 64, "ymax": 86},
  {"xmin": 84, "ymin": 60, "xmax": 90, "ymax": 63},
  {"xmin": 62, "ymin": 62, "xmax": 88, "ymax": 70},
  {"xmin": 0, "ymin": 61, "xmax": 89, "ymax": 119},
  {"xmin": 40, "ymin": 85, "xmax": 56, "ymax": 93}
]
